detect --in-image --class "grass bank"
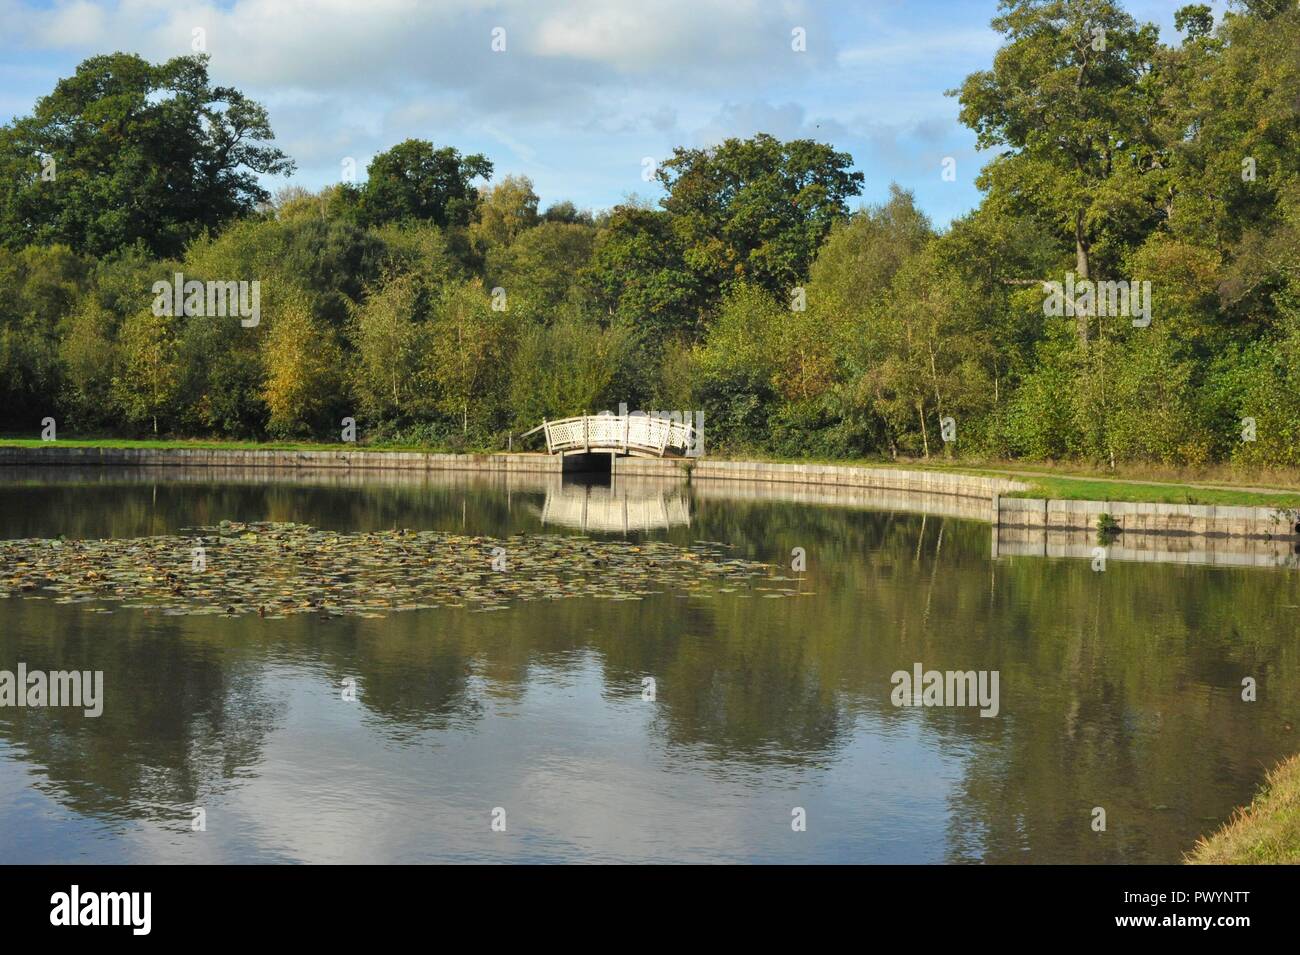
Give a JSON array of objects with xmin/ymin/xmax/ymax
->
[
  {"xmin": 1187, "ymin": 754, "xmax": 1300, "ymax": 864},
  {"xmin": 5, "ymin": 437, "xmax": 1300, "ymax": 508}
]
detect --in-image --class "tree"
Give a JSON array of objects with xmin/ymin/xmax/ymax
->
[
  {"xmin": 358, "ymin": 140, "xmax": 492, "ymax": 229},
  {"xmin": 0, "ymin": 245, "xmax": 87, "ymax": 428},
  {"xmin": 423, "ymin": 281, "xmax": 512, "ymax": 437},
  {"xmin": 349, "ymin": 270, "xmax": 428, "ymax": 421},
  {"xmin": 582, "ymin": 206, "xmax": 701, "ymax": 338},
  {"xmin": 1157, "ymin": 3, "xmax": 1300, "ymax": 328},
  {"xmin": 954, "ymin": 1, "xmax": 1162, "ymax": 343},
  {"xmin": 174, "ymin": 308, "xmax": 266, "ymax": 438},
  {"xmin": 59, "ymin": 299, "xmax": 120, "ymax": 429},
  {"xmin": 487, "ymin": 221, "xmax": 596, "ymax": 311},
  {"xmin": 656, "ymin": 133, "xmax": 863, "ymax": 302},
  {"xmin": 541, "ymin": 200, "xmax": 592, "ymax": 225},
  {"xmin": 112, "ymin": 308, "xmax": 180, "ymax": 434},
  {"xmin": 262, "ymin": 293, "xmax": 343, "ymax": 437},
  {"xmin": 471, "ymin": 175, "xmax": 540, "ymax": 250},
  {"xmin": 690, "ymin": 283, "xmax": 788, "ymax": 451},
  {"xmin": 0, "ymin": 53, "xmax": 293, "ymax": 257},
  {"xmin": 861, "ymin": 247, "xmax": 995, "ymax": 458},
  {"xmin": 808, "ymin": 185, "xmax": 933, "ymax": 318},
  {"xmin": 507, "ymin": 314, "xmax": 634, "ymax": 427}
]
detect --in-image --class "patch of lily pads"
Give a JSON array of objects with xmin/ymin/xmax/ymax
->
[{"xmin": 0, "ymin": 521, "xmax": 798, "ymax": 619}]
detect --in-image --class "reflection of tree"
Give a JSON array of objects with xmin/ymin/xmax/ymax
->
[
  {"xmin": 0, "ymin": 467, "xmax": 548, "ymax": 541},
  {"xmin": 942, "ymin": 557, "xmax": 1300, "ymax": 863},
  {"xmin": 305, "ymin": 613, "xmax": 490, "ymax": 737},
  {"xmin": 0, "ymin": 599, "xmax": 284, "ymax": 823}
]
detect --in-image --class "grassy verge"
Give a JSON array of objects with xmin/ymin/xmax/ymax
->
[
  {"xmin": 1187, "ymin": 754, "xmax": 1300, "ymax": 864},
  {"xmin": 1000, "ymin": 475, "xmax": 1300, "ymax": 508},
  {"xmin": 5, "ymin": 438, "xmax": 1300, "ymax": 508}
]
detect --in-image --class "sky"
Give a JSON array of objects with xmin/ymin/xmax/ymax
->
[{"xmin": 0, "ymin": 0, "xmax": 1228, "ymax": 226}]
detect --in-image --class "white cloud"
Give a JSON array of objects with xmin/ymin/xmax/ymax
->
[
  {"xmin": 0, "ymin": 0, "xmax": 996, "ymax": 222},
  {"xmin": 837, "ymin": 27, "xmax": 1001, "ymax": 69}
]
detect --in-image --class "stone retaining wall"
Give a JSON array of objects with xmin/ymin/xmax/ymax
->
[
  {"xmin": 997, "ymin": 495, "xmax": 1297, "ymax": 540},
  {"xmin": 0, "ymin": 445, "xmax": 563, "ymax": 473},
  {"xmin": 3, "ymin": 446, "xmax": 1293, "ymax": 541},
  {"xmin": 688, "ymin": 459, "xmax": 1026, "ymax": 499}
]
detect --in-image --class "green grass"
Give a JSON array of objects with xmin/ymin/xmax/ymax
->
[
  {"xmin": 6, "ymin": 437, "xmax": 1300, "ymax": 508},
  {"xmin": 1188, "ymin": 754, "xmax": 1300, "ymax": 864},
  {"xmin": 1003, "ymin": 475, "xmax": 1300, "ymax": 508}
]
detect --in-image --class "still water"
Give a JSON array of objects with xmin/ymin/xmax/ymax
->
[{"xmin": 0, "ymin": 466, "xmax": 1296, "ymax": 864}]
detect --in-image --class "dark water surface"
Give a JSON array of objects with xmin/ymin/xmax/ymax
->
[{"xmin": 0, "ymin": 466, "xmax": 1296, "ymax": 863}]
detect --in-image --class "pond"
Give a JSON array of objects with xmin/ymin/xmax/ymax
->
[{"xmin": 0, "ymin": 465, "xmax": 1296, "ymax": 863}]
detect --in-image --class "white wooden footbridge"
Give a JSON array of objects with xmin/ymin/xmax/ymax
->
[{"xmin": 522, "ymin": 414, "xmax": 699, "ymax": 458}]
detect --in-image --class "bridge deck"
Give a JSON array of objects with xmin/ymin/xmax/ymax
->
[{"xmin": 524, "ymin": 415, "xmax": 697, "ymax": 458}]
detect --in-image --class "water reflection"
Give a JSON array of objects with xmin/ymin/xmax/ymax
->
[
  {"xmin": 538, "ymin": 475, "xmax": 691, "ymax": 535},
  {"xmin": 0, "ymin": 466, "xmax": 1297, "ymax": 863},
  {"xmin": 996, "ymin": 524, "xmax": 1300, "ymax": 569}
]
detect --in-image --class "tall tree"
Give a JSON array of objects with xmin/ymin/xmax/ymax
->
[
  {"xmin": 954, "ymin": 0, "xmax": 1162, "ymax": 343},
  {"xmin": 423, "ymin": 281, "xmax": 511, "ymax": 437},
  {"xmin": 471, "ymin": 175, "xmax": 540, "ymax": 250},
  {"xmin": 0, "ymin": 53, "xmax": 293, "ymax": 257},
  {"xmin": 582, "ymin": 206, "xmax": 701, "ymax": 338},
  {"xmin": 358, "ymin": 140, "xmax": 492, "ymax": 229},
  {"xmin": 111, "ymin": 308, "xmax": 180, "ymax": 434},
  {"xmin": 655, "ymin": 133, "xmax": 864, "ymax": 304},
  {"xmin": 262, "ymin": 292, "xmax": 343, "ymax": 437}
]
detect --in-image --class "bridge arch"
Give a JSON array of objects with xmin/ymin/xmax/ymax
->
[{"xmin": 522, "ymin": 414, "xmax": 698, "ymax": 458}]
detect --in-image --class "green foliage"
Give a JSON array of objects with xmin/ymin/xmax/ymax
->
[
  {"xmin": 0, "ymin": 53, "xmax": 291, "ymax": 258},
  {"xmin": 58, "ymin": 299, "xmax": 118, "ymax": 429},
  {"xmin": 954, "ymin": 0, "xmax": 1163, "ymax": 342},
  {"xmin": 349, "ymin": 270, "xmax": 428, "ymax": 423},
  {"xmin": 111, "ymin": 308, "xmax": 179, "ymax": 434},
  {"xmin": 657, "ymin": 133, "xmax": 864, "ymax": 303},
  {"xmin": 583, "ymin": 206, "xmax": 701, "ymax": 338},
  {"xmin": 5, "ymin": 14, "xmax": 1300, "ymax": 467},
  {"xmin": 507, "ymin": 314, "xmax": 635, "ymax": 427},
  {"xmin": 357, "ymin": 139, "xmax": 492, "ymax": 229},
  {"xmin": 263, "ymin": 291, "xmax": 344, "ymax": 438},
  {"xmin": 809, "ymin": 185, "xmax": 933, "ymax": 318},
  {"xmin": 0, "ymin": 245, "xmax": 88, "ymax": 428},
  {"xmin": 471, "ymin": 175, "xmax": 540, "ymax": 252},
  {"xmin": 1231, "ymin": 312, "xmax": 1300, "ymax": 469},
  {"xmin": 423, "ymin": 281, "xmax": 513, "ymax": 438},
  {"xmin": 487, "ymin": 221, "xmax": 595, "ymax": 311}
]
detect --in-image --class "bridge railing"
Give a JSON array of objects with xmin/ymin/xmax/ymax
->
[{"xmin": 525, "ymin": 414, "xmax": 697, "ymax": 457}]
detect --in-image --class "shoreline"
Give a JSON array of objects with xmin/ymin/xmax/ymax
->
[
  {"xmin": 1, "ymin": 443, "xmax": 1296, "ymax": 543},
  {"xmin": 1188, "ymin": 754, "xmax": 1300, "ymax": 865}
]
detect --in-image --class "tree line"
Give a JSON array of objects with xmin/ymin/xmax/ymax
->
[{"xmin": 1, "ymin": 0, "xmax": 1298, "ymax": 466}]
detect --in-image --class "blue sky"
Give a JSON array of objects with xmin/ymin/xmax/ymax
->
[{"xmin": 0, "ymin": 0, "xmax": 1225, "ymax": 225}]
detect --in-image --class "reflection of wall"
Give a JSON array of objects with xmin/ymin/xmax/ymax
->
[
  {"xmin": 996, "ymin": 525, "xmax": 1300, "ymax": 569},
  {"xmin": 539, "ymin": 479, "xmax": 691, "ymax": 534},
  {"xmin": 998, "ymin": 496, "xmax": 1298, "ymax": 539},
  {"xmin": 690, "ymin": 478, "xmax": 992, "ymax": 521}
]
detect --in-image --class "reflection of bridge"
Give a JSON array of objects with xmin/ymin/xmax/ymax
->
[
  {"xmin": 539, "ymin": 480, "xmax": 691, "ymax": 534},
  {"xmin": 523, "ymin": 415, "xmax": 697, "ymax": 458}
]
